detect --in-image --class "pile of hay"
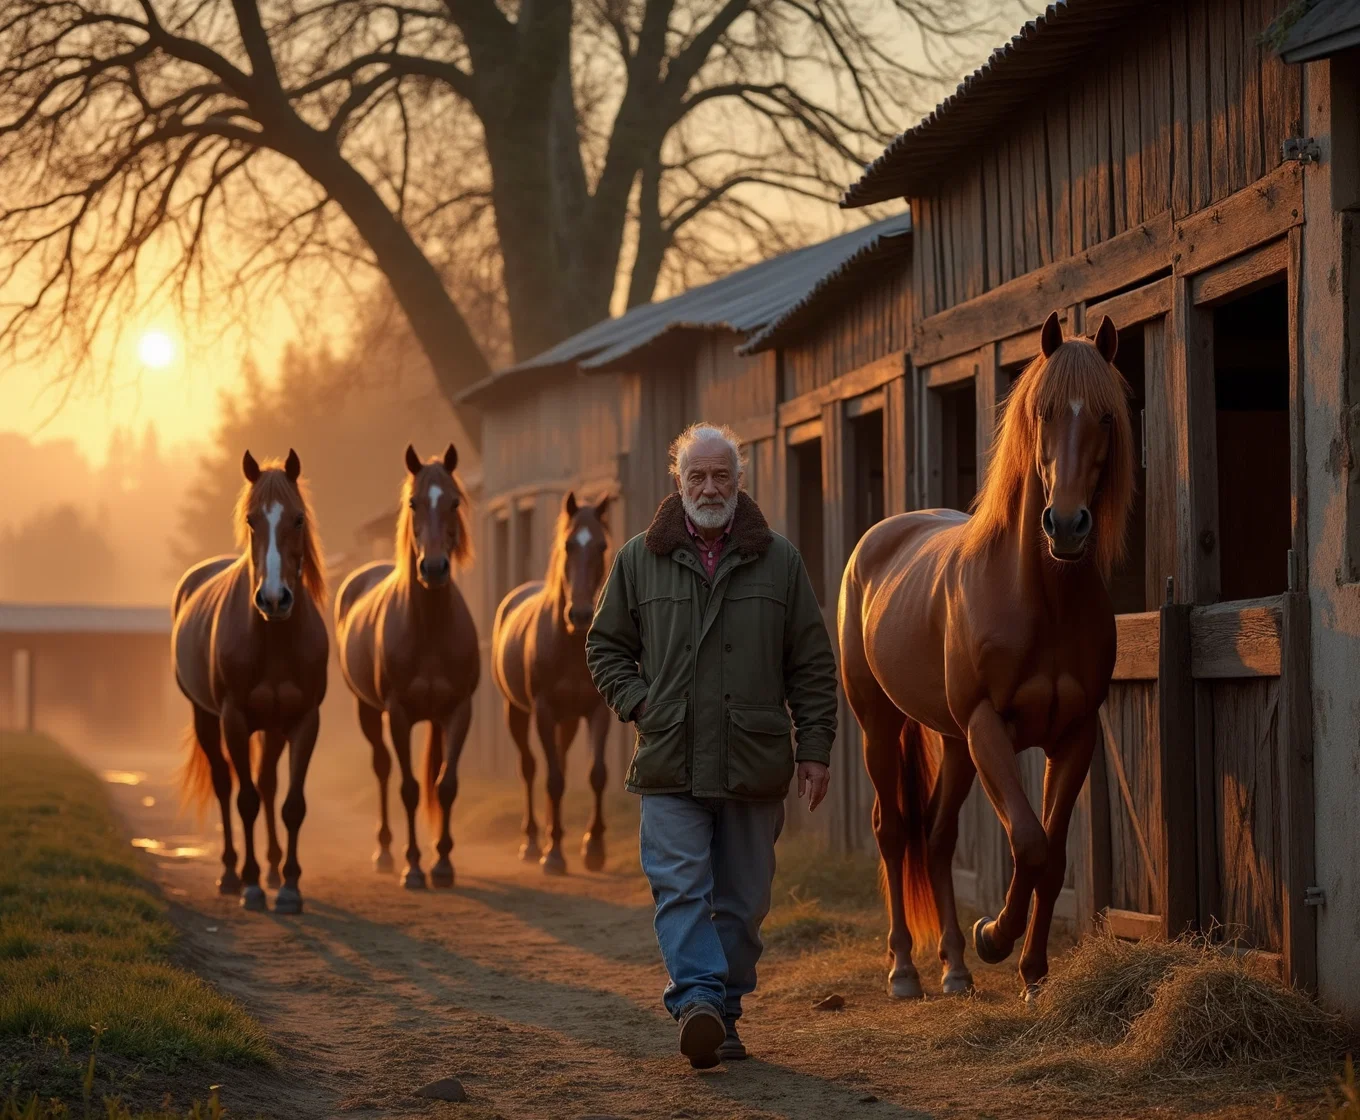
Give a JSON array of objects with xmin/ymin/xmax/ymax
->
[{"xmin": 1024, "ymin": 931, "xmax": 1350, "ymax": 1079}]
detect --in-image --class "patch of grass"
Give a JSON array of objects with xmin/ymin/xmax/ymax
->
[
  {"xmin": 772, "ymin": 832, "xmax": 881, "ymax": 913},
  {"xmin": 0, "ymin": 733, "xmax": 271, "ymax": 1103}
]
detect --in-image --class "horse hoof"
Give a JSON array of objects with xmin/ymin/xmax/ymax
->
[
  {"xmin": 518, "ymin": 841, "xmax": 541, "ymax": 863},
  {"xmin": 430, "ymin": 862, "xmax": 455, "ymax": 889},
  {"xmin": 888, "ymin": 970, "xmax": 924, "ymax": 1000},
  {"xmin": 972, "ymin": 916, "xmax": 1011, "ymax": 965},
  {"xmin": 217, "ymin": 873, "xmax": 241, "ymax": 896},
  {"xmin": 403, "ymin": 868, "xmax": 428, "ymax": 890},
  {"xmin": 581, "ymin": 836, "xmax": 606, "ymax": 873},
  {"xmin": 941, "ymin": 968, "xmax": 975, "ymax": 996},
  {"xmin": 266, "ymin": 869, "xmax": 282, "ymax": 889},
  {"xmin": 274, "ymin": 885, "xmax": 303, "ymax": 915},
  {"xmin": 540, "ymin": 850, "xmax": 567, "ymax": 876},
  {"xmin": 374, "ymin": 850, "xmax": 395, "ymax": 874},
  {"xmin": 1022, "ymin": 979, "xmax": 1045, "ymax": 1004},
  {"xmin": 241, "ymin": 885, "xmax": 268, "ymax": 912}
]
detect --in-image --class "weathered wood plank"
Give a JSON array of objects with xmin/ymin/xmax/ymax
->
[
  {"xmin": 1049, "ymin": 99, "xmax": 1072, "ymax": 261},
  {"xmin": 943, "ymin": 184, "xmax": 959, "ymax": 310},
  {"xmin": 844, "ymin": 389, "xmax": 885, "ymax": 419},
  {"xmin": 1278, "ymin": 589, "xmax": 1317, "ymax": 989},
  {"xmin": 1242, "ymin": 0, "xmax": 1265, "ymax": 185},
  {"xmin": 1069, "ymin": 87, "xmax": 1087, "ymax": 256},
  {"xmin": 1143, "ymin": 319, "xmax": 1177, "ymax": 609},
  {"xmin": 985, "ymin": 152, "xmax": 1003, "ymax": 290},
  {"xmin": 1099, "ymin": 706, "xmax": 1163, "ymax": 911},
  {"xmin": 998, "ymin": 327, "xmax": 1042, "ymax": 370},
  {"xmin": 1081, "ymin": 713, "xmax": 1114, "ymax": 930},
  {"xmin": 1123, "ymin": 41, "xmax": 1143, "ymax": 228},
  {"xmin": 1103, "ymin": 907, "xmax": 1163, "ymax": 940},
  {"xmin": 1191, "ymin": 237, "xmax": 1288, "ymax": 305},
  {"xmin": 1084, "ymin": 69, "xmax": 1103, "ymax": 250},
  {"xmin": 1168, "ymin": 276, "xmax": 1219, "ymax": 603},
  {"xmin": 1224, "ymin": 0, "xmax": 1247, "ymax": 195},
  {"xmin": 1209, "ymin": 0, "xmax": 1231, "ymax": 203},
  {"xmin": 1194, "ymin": 680, "xmax": 1221, "ymax": 930},
  {"xmin": 1170, "ymin": 1, "xmax": 1192, "ymax": 218},
  {"xmin": 1109, "ymin": 60, "xmax": 1127, "ymax": 235},
  {"xmin": 925, "ymin": 351, "xmax": 979, "ymax": 389},
  {"xmin": 1173, "ymin": 161, "xmax": 1303, "ymax": 278},
  {"xmin": 965, "ymin": 163, "xmax": 986, "ymax": 301},
  {"xmin": 1160, "ymin": 600, "xmax": 1198, "ymax": 937},
  {"xmin": 1288, "ymin": 226, "xmax": 1307, "ymax": 575},
  {"xmin": 1190, "ymin": 596, "xmax": 1283, "ymax": 677},
  {"xmin": 777, "ymin": 351, "xmax": 907, "ymax": 428},
  {"xmin": 913, "ymin": 213, "xmax": 1174, "ymax": 367},
  {"xmin": 884, "ymin": 375, "xmax": 914, "ymax": 516},
  {"xmin": 974, "ymin": 345, "xmax": 1005, "ymax": 483},
  {"xmin": 1189, "ymin": 0, "xmax": 1213, "ymax": 212},
  {"xmin": 1097, "ymin": 66, "xmax": 1113, "ymax": 244},
  {"xmin": 1114, "ymin": 611, "xmax": 1160, "ymax": 680},
  {"xmin": 727, "ymin": 411, "xmax": 777, "ymax": 445},
  {"xmin": 1141, "ymin": 20, "xmax": 1171, "ymax": 220},
  {"xmin": 1087, "ymin": 276, "xmax": 1172, "ymax": 330},
  {"xmin": 1022, "ymin": 123, "xmax": 1045, "ymax": 270},
  {"xmin": 786, "ymin": 418, "xmax": 823, "ymax": 445}
]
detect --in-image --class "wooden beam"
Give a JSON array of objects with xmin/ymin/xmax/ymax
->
[
  {"xmin": 1101, "ymin": 907, "xmax": 1163, "ymax": 941},
  {"xmin": 786, "ymin": 418, "xmax": 823, "ymax": 446},
  {"xmin": 844, "ymin": 389, "xmax": 885, "ymax": 419},
  {"xmin": 1188, "ymin": 596, "xmax": 1283, "ymax": 678},
  {"xmin": 1191, "ymin": 238, "xmax": 1288, "ymax": 306},
  {"xmin": 925, "ymin": 351, "xmax": 978, "ymax": 389},
  {"xmin": 997, "ymin": 328, "xmax": 1040, "ymax": 370},
  {"xmin": 1159, "ymin": 599, "xmax": 1198, "ymax": 938},
  {"xmin": 728, "ymin": 411, "xmax": 777, "ymax": 445},
  {"xmin": 776, "ymin": 351, "xmax": 906, "ymax": 428},
  {"xmin": 1112, "ymin": 611, "xmax": 1160, "ymax": 680},
  {"xmin": 912, "ymin": 213, "xmax": 1174, "ymax": 366},
  {"xmin": 1278, "ymin": 589, "xmax": 1317, "ymax": 991},
  {"xmin": 1288, "ymin": 226, "xmax": 1308, "ymax": 588},
  {"xmin": 1172, "ymin": 161, "xmax": 1304, "ymax": 278},
  {"xmin": 884, "ymin": 375, "xmax": 914, "ymax": 516},
  {"xmin": 1086, "ymin": 276, "xmax": 1173, "ymax": 331},
  {"xmin": 974, "ymin": 346, "xmax": 1004, "ymax": 482},
  {"xmin": 1143, "ymin": 319, "xmax": 1176, "ymax": 609}
]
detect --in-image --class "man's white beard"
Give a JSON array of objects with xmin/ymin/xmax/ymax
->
[{"xmin": 683, "ymin": 490, "xmax": 737, "ymax": 531}]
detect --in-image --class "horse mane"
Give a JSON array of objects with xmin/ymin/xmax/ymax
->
[
  {"xmin": 395, "ymin": 464, "xmax": 475, "ymax": 570},
  {"xmin": 962, "ymin": 337, "xmax": 1135, "ymax": 580},
  {"xmin": 233, "ymin": 464, "xmax": 329, "ymax": 607},
  {"xmin": 541, "ymin": 508, "xmax": 573, "ymax": 606}
]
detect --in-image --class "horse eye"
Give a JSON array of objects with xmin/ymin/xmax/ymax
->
[
  {"xmin": 294, "ymin": 514, "xmax": 304, "ymax": 528},
  {"xmin": 1100, "ymin": 414, "xmax": 1113, "ymax": 426},
  {"xmin": 408, "ymin": 498, "xmax": 416, "ymax": 509},
  {"xmin": 450, "ymin": 497, "xmax": 460, "ymax": 508}
]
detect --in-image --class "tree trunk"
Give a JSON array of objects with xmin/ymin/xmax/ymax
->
[{"xmin": 627, "ymin": 149, "xmax": 668, "ymax": 308}]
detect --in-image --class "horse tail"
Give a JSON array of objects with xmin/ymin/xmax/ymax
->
[
  {"xmin": 178, "ymin": 722, "xmax": 219, "ymax": 821},
  {"xmin": 423, "ymin": 723, "xmax": 443, "ymax": 833},
  {"xmin": 899, "ymin": 719, "xmax": 942, "ymax": 947}
]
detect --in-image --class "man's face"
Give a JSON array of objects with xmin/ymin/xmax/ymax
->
[{"xmin": 679, "ymin": 437, "xmax": 738, "ymax": 530}]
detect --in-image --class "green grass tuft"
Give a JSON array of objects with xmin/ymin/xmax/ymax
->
[{"xmin": 0, "ymin": 733, "xmax": 271, "ymax": 1103}]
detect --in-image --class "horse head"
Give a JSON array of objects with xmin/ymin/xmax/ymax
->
[
  {"xmin": 240, "ymin": 448, "xmax": 314, "ymax": 621},
  {"xmin": 558, "ymin": 490, "xmax": 612, "ymax": 635},
  {"xmin": 403, "ymin": 443, "xmax": 469, "ymax": 590}
]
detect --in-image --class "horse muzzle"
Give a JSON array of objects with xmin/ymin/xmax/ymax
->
[
  {"xmin": 418, "ymin": 555, "xmax": 452, "ymax": 589},
  {"xmin": 565, "ymin": 604, "xmax": 594, "ymax": 634},
  {"xmin": 1042, "ymin": 505, "xmax": 1092, "ymax": 562},
  {"xmin": 253, "ymin": 585, "xmax": 295, "ymax": 621}
]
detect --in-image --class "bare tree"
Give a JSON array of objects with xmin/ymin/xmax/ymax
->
[{"xmin": 0, "ymin": 0, "xmax": 1016, "ymax": 443}]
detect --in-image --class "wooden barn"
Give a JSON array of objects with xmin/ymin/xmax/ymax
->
[{"xmin": 832, "ymin": 0, "xmax": 1359, "ymax": 1014}]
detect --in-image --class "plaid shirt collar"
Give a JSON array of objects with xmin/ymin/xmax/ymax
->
[{"xmin": 685, "ymin": 512, "xmax": 732, "ymax": 578}]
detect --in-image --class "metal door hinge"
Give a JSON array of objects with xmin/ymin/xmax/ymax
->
[
  {"xmin": 1304, "ymin": 886, "xmax": 1326, "ymax": 907},
  {"xmin": 1284, "ymin": 137, "xmax": 1320, "ymax": 164}
]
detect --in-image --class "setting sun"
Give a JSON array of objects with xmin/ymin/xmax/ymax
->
[{"xmin": 137, "ymin": 329, "xmax": 176, "ymax": 370}]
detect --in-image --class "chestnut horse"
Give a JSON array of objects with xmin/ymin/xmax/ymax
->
[
  {"xmin": 335, "ymin": 444, "xmax": 478, "ymax": 889},
  {"xmin": 491, "ymin": 492, "xmax": 612, "ymax": 874},
  {"xmin": 173, "ymin": 450, "xmax": 329, "ymax": 913},
  {"xmin": 838, "ymin": 312, "xmax": 1133, "ymax": 1000}
]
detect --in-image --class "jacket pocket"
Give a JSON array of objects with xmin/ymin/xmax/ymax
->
[
  {"xmin": 725, "ymin": 704, "xmax": 794, "ymax": 799},
  {"xmin": 627, "ymin": 696, "xmax": 689, "ymax": 790}
]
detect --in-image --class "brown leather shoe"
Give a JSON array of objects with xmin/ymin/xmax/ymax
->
[
  {"xmin": 718, "ymin": 1017, "xmax": 748, "ymax": 1061},
  {"xmin": 678, "ymin": 1002, "xmax": 725, "ymax": 1069}
]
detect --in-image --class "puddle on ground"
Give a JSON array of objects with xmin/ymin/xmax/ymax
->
[
  {"xmin": 130, "ymin": 837, "xmax": 208, "ymax": 859},
  {"xmin": 103, "ymin": 770, "xmax": 148, "ymax": 786}
]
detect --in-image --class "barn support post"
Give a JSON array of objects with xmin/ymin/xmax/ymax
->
[
  {"xmin": 1157, "ymin": 580, "xmax": 1197, "ymax": 938},
  {"xmin": 1279, "ymin": 582, "xmax": 1318, "ymax": 991}
]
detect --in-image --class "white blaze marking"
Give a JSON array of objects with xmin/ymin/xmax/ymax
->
[
  {"xmin": 1071, "ymin": 400, "xmax": 1084, "ymax": 417},
  {"xmin": 574, "ymin": 526, "xmax": 593, "ymax": 547},
  {"xmin": 263, "ymin": 501, "xmax": 284, "ymax": 598},
  {"xmin": 428, "ymin": 485, "xmax": 443, "ymax": 513}
]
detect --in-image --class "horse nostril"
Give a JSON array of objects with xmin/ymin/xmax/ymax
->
[
  {"xmin": 278, "ymin": 587, "xmax": 294, "ymax": 611},
  {"xmin": 1042, "ymin": 506, "xmax": 1056, "ymax": 539},
  {"xmin": 1072, "ymin": 507, "xmax": 1092, "ymax": 537},
  {"xmin": 254, "ymin": 590, "xmax": 268, "ymax": 612}
]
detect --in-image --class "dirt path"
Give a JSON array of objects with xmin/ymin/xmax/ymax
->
[{"xmin": 92, "ymin": 747, "xmax": 931, "ymax": 1120}]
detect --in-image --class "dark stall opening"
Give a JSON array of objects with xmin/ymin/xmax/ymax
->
[
  {"xmin": 940, "ymin": 385, "xmax": 977, "ymax": 513},
  {"xmin": 1213, "ymin": 280, "xmax": 1291, "ymax": 602},
  {"xmin": 1109, "ymin": 327, "xmax": 1147, "ymax": 615},
  {"xmin": 791, "ymin": 438, "xmax": 826, "ymax": 605},
  {"xmin": 849, "ymin": 408, "xmax": 886, "ymax": 549}
]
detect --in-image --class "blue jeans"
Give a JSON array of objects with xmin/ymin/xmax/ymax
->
[{"xmin": 639, "ymin": 793, "xmax": 785, "ymax": 1021}]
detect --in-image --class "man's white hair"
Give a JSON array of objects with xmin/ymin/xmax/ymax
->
[{"xmin": 668, "ymin": 423, "xmax": 746, "ymax": 482}]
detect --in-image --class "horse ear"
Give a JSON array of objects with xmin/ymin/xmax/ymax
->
[
  {"xmin": 284, "ymin": 449, "xmax": 301, "ymax": 482},
  {"xmin": 242, "ymin": 450, "xmax": 261, "ymax": 483},
  {"xmin": 562, "ymin": 490, "xmax": 578, "ymax": 517},
  {"xmin": 1094, "ymin": 315, "xmax": 1119, "ymax": 363},
  {"xmin": 442, "ymin": 442, "xmax": 458, "ymax": 473},
  {"xmin": 595, "ymin": 494, "xmax": 612, "ymax": 522},
  {"xmin": 405, "ymin": 444, "xmax": 422, "ymax": 476},
  {"xmin": 1040, "ymin": 310, "xmax": 1063, "ymax": 358}
]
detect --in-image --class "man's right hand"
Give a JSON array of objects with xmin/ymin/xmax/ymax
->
[{"xmin": 630, "ymin": 699, "xmax": 648, "ymax": 722}]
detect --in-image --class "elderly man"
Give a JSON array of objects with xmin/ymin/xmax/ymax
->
[{"xmin": 586, "ymin": 422, "xmax": 838, "ymax": 1069}]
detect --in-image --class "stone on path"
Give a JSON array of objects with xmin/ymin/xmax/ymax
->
[{"xmin": 414, "ymin": 1077, "xmax": 467, "ymax": 1102}]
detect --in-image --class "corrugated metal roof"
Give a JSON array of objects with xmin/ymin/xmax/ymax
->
[
  {"xmin": 458, "ymin": 213, "xmax": 913, "ymax": 401},
  {"xmin": 842, "ymin": 0, "xmax": 1147, "ymax": 208},
  {"xmin": 0, "ymin": 602, "xmax": 170, "ymax": 635},
  {"xmin": 1278, "ymin": 0, "xmax": 1360, "ymax": 61},
  {"xmin": 739, "ymin": 215, "xmax": 913, "ymax": 354}
]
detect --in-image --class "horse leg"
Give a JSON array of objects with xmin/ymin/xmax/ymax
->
[
  {"xmin": 966, "ymin": 703, "xmax": 1047, "ymax": 965},
  {"xmin": 928, "ymin": 736, "xmax": 977, "ymax": 995},
  {"xmin": 221, "ymin": 704, "xmax": 266, "ymax": 912},
  {"xmin": 508, "ymin": 702, "xmax": 540, "ymax": 862},
  {"xmin": 257, "ymin": 731, "xmax": 287, "ymax": 888},
  {"xmin": 581, "ymin": 703, "xmax": 610, "ymax": 872},
  {"xmin": 358, "ymin": 700, "xmax": 395, "ymax": 874},
  {"xmin": 1017, "ymin": 717, "xmax": 1097, "ymax": 1000},
  {"xmin": 431, "ymin": 698, "xmax": 472, "ymax": 889},
  {"xmin": 194, "ymin": 705, "xmax": 239, "ymax": 895},
  {"xmin": 274, "ymin": 707, "xmax": 320, "ymax": 915},
  {"xmin": 534, "ymin": 703, "xmax": 570, "ymax": 875},
  {"xmin": 388, "ymin": 703, "xmax": 425, "ymax": 889}
]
